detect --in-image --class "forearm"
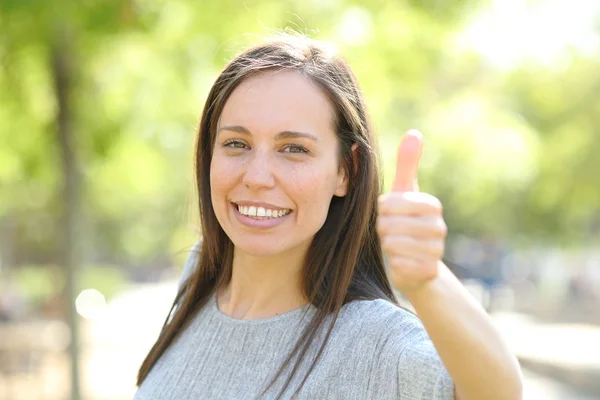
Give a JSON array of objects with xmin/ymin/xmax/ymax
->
[{"xmin": 405, "ymin": 262, "xmax": 523, "ymax": 400}]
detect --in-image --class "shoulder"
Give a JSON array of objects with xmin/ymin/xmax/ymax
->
[
  {"xmin": 337, "ymin": 298, "xmax": 454, "ymax": 399},
  {"xmin": 338, "ymin": 298, "xmax": 425, "ymax": 347},
  {"xmin": 330, "ymin": 298, "xmax": 432, "ymax": 368}
]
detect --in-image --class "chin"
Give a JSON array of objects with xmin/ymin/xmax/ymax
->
[
  {"xmin": 230, "ymin": 236, "xmax": 304, "ymax": 258},
  {"xmin": 233, "ymin": 241, "xmax": 285, "ymax": 257}
]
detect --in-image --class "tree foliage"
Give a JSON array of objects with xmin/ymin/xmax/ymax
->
[{"xmin": 1, "ymin": 0, "xmax": 598, "ymax": 270}]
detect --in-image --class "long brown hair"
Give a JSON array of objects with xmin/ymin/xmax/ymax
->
[{"xmin": 136, "ymin": 32, "xmax": 399, "ymax": 398}]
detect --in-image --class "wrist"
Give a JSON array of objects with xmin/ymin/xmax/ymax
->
[{"xmin": 401, "ymin": 261, "xmax": 449, "ymax": 304}]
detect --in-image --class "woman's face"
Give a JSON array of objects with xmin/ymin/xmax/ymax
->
[{"xmin": 210, "ymin": 70, "xmax": 349, "ymax": 257}]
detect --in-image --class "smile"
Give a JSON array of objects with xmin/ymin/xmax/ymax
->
[
  {"xmin": 231, "ymin": 202, "xmax": 292, "ymax": 230},
  {"xmin": 237, "ymin": 204, "xmax": 291, "ymax": 219}
]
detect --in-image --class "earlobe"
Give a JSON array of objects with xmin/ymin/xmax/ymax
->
[
  {"xmin": 334, "ymin": 173, "xmax": 349, "ymax": 197},
  {"xmin": 334, "ymin": 143, "xmax": 358, "ymax": 197}
]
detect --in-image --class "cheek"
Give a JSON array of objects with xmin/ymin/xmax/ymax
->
[
  {"xmin": 210, "ymin": 156, "xmax": 237, "ymax": 203},
  {"xmin": 290, "ymin": 163, "xmax": 339, "ymax": 215}
]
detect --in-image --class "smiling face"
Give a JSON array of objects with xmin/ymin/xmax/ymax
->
[{"xmin": 210, "ymin": 70, "xmax": 349, "ymax": 257}]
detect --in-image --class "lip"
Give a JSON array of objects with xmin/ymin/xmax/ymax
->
[
  {"xmin": 232, "ymin": 200, "xmax": 289, "ymax": 211},
  {"xmin": 231, "ymin": 202, "xmax": 292, "ymax": 230}
]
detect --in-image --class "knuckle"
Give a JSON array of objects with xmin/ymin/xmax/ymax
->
[
  {"xmin": 402, "ymin": 192, "xmax": 419, "ymax": 204},
  {"xmin": 425, "ymin": 194, "xmax": 443, "ymax": 214},
  {"xmin": 438, "ymin": 220, "xmax": 448, "ymax": 237},
  {"xmin": 435, "ymin": 243, "xmax": 445, "ymax": 259},
  {"xmin": 405, "ymin": 192, "xmax": 443, "ymax": 215}
]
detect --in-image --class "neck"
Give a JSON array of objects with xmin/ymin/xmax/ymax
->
[{"xmin": 217, "ymin": 244, "xmax": 310, "ymax": 320}]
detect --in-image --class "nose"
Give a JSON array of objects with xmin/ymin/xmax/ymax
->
[{"xmin": 242, "ymin": 149, "xmax": 275, "ymax": 190}]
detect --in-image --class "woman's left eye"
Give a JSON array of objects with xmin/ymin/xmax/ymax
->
[{"xmin": 282, "ymin": 144, "xmax": 309, "ymax": 154}]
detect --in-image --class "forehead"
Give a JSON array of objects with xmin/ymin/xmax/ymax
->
[{"xmin": 219, "ymin": 70, "xmax": 336, "ymax": 137}]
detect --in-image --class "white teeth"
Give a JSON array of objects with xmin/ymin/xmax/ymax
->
[{"xmin": 237, "ymin": 204, "xmax": 289, "ymax": 219}]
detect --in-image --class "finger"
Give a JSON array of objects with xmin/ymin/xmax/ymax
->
[
  {"xmin": 376, "ymin": 216, "xmax": 447, "ymax": 238},
  {"xmin": 381, "ymin": 236, "xmax": 445, "ymax": 260},
  {"xmin": 378, "ymin": 192, "xmax": 442, "ymax": 216},
  {"xmin": 392, "ymin": 129, "xmax": 423, "ymax": 193}
]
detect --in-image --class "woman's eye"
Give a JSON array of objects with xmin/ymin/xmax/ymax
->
[
  {"xmin": 283, "ymin": 144, "xmax": 309, "ymax": 154},
  {"xmin": 222, "ymin": 140, "xmax": 248, "ymax": 149}
]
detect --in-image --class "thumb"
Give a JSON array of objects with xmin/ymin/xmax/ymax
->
[{"xmin": 392, "ymin": 129, "xmax": 423, "ymax": 192}]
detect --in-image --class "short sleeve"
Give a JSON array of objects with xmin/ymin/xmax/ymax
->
[
  {"xmin": 397, "ymin": 333, "xmax": 454, "ymax": 400},
  {"xmin": 372, "ymin": 310, "xmax": 454, "ymax": 400}
]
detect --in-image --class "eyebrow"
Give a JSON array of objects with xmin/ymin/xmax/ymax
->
[{"xmin": 217, "ymin": 125, "xmax": 319, "ymax": 142}]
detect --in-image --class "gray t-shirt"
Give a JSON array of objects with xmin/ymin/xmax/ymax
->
[{"xmin": 134, "ymin": 245, "xmax": 454, "ymax": 400}]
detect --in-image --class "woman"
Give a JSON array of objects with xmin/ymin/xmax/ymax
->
[{"xmin": 134, "ymin": 33, "xmax": 522, "ymax": 399}]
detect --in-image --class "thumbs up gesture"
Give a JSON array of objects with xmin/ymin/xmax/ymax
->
[{"xmin": 376, "ymin": 130, "xmax": 447, "ymax": 293}]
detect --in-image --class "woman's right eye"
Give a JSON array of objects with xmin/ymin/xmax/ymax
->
[{"xmin": 222, "ymin": 140, "xmax": 248, "ymax": 149}]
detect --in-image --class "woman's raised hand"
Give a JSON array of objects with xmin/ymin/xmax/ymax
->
[{"xmin": 376, "ymin": 130, "xmax": 448, "ymax": 293}]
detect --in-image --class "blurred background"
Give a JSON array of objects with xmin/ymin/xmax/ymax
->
[{"xmin": 1, "ymin": 0, "xmax": 599, "ymax": 399}]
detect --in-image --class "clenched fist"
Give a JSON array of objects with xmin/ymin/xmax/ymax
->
[{"xmin": 376, "ymin": 130, "xmax": 448, "ymax": 293}]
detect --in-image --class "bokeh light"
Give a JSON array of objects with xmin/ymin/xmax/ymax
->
[{"xmin": 75, "ymin": 289, "xmax": 107, "ymax": 320}]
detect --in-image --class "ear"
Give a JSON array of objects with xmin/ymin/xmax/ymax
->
[{"xmin": 334, "ymin": 143, "xmax": 359, "ymax": 197}]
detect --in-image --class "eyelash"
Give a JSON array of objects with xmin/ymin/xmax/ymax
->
[
  {"xmin": 221, "ymin": 140, "xmax": 309, "ymax": 154},
  {"xmin": 222, "ymin": 139, "xmax": 247, "ymax": 149}
]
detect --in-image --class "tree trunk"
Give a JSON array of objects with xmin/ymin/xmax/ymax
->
[{"xmin": 51, "ymin": 30, "xmax": 82, "ymax": 400}]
